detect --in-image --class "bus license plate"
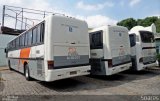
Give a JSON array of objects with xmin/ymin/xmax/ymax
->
[{"xmin": 70, "ymin": 71, "xmax": 77, "ymax": 75}]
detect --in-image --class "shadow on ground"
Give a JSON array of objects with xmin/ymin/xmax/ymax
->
[
  {"xmin": 39, "ymin": 69, "xmax": 160, "ymax": 92},
  {"xmin": 39, "ymin": 78, "xmax": 87, "ymax": 92},
  {"xmin": 89, "ymin": 69, "xmax": 160, "ymax": 83}
]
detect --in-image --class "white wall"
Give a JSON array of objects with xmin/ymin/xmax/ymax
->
[{"xmin": 0, "ymin": 34, "xmax": 16, "ymax": 66}]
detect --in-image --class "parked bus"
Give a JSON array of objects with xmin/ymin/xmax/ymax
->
[
  {"xmin": 89, "ymin": 26, "xmax": 131, "ymax": 75},
  {"xmin": 129, "ymin": 25, "xmax": 157, "ymax": 71},
  {"xmin": 5, "ymin": 15, "xmax": 91, "ymax": 82}
]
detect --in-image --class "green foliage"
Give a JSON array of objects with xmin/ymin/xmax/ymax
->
[
  {"xmin": 137, "ymin": 17, "xmax": 158, "ymax": 27},
  {"xmin": 117, "ymin": 18, "xmax": 137, "ymax": 30},
  {"xmin": 155, "ymin": 19, "xmax": 160, "ymax": 33},
  {"xmin": 117, "ymin": 16, "xmax": 160, "ymax": 33},
  {"xmin": 157, "ymin": 54, "xmax": 160, "ymax": 60}
]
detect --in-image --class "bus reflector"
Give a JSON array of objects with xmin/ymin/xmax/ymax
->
[
  {"xmin": 48, "ymin": 61, "xmax": 54, "ymax": 69},
  {"xmin": 108, "ymin": 59, "xmax": 112, "ymax": 68}
]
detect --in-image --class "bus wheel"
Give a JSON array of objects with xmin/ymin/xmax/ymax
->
[
  {"xmin": 25, "ymin": 64, "xmax": 31, "ymax": 81},
  {"xmin": 8, "ymin": 60, "xmax": 13, "ymax": 70}
]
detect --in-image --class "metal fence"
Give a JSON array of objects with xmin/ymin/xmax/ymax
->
[{"xmin": 1, "ymin": 5, "xmax": 57, "ymax": 30}]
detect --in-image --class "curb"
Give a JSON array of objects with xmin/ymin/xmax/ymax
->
[
  {"xmin": 0, "ymin": 68, "xmax": 9, "ymax": 71},
  {"xmin": 0, "ymin": 77, "xmax": 6, "ymax": 81},
  {"xmin": 146, "ymin": 67, "xmax": 160, "ymax": 71}
]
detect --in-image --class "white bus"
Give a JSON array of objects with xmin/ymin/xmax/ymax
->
[
  {"xmin": 129, "ymin": 25, "xmax": 157, "ymax": 71},
  {"xmin": 89, "ymin": 26, "xmax": 131, "ymax": 75},
  {"xmin": 5, "ymin": 15, "xmax": 91, "ymax": 82}
]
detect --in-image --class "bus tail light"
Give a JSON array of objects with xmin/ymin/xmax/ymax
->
[
  {"xmin": 139, "ymin": 58, "xmax": 143, "ymax": 63},
  {"xmin": 108, "ymin": 59, "xmax": 113, "ymax": 68},
  {"xmin": 48, "ymin": 61, "xmax": 54, "ymax": 69}
]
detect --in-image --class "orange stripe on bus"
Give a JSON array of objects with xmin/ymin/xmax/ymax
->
[{"xmin": 20, "ymin": 48, "xmax": 31, "ymax": 64}]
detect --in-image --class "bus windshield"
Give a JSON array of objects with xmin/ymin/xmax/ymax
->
[{"xmin": 140, "ymin": 31, "xmax": 155, "ymax": 43}]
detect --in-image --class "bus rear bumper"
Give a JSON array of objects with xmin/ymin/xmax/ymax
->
[
  {"xmin": 45, "ymin": 65, "xmax": 91, "ymax": 82},
  {"xmin": 143, "ymin": 62, "xmax": 157, "ymax": 69},
  {"xmin": 137, "ymin": 62, "xmax": 157, "ymax": 71},
  {"xmin": 107, "ymin": 63, "xmax": 131, "ymax": 75}
]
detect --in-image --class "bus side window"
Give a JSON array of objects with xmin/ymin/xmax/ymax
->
[
  {"xmin": 16, "ymin": 37, "xmax": 19, "ymax": 48},
  {"xmin": 22, "ymin": 34, "xmax": 25, "ymax": 46},
  {"xmin": 27, "ymin": 30, "xmax": 32, "ymax": 46},
  {"xmin": 32, "ymin": 27, "xmax": 37, "ymax": 45},
  {"xmin": 25, "ymin": 33, "xmax": 28, "ymax": 46},
  {"xmin": 37, "ymin": 25, "xmax": 41, "ymax": 44},
  {"xmin": 7, "ymin": 44, "xmax": 9, "ymax": 51},
  {"xmin": 9, "ymin": 42, "xmax": 11, "ymax": 50},
  {"xmin": 19, "ymin": 36, "xmax": 22, "ymax": 47},
  {"xmin": 11, "ymin": 41, "xmax": 13, "ymax": 49},
  {"xmin": 40, "ymin": 23, "xmax": 45, "ymax": 43},
  {"xmin": 13, "ymin": 41, "xmax": 15, "ymax": 49}
]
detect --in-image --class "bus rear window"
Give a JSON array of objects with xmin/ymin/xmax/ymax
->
[
  {"xmin": 89, "ymin": 31, "xmax": 103, "ymax": 49},
  {"xmin": 140, "ymin": 31, "xmax": 154, "ymax": 43}
]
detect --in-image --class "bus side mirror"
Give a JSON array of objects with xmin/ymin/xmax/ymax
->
[{"xmin": 4, "ymin": 48, "xmax": 7, "ymax": 53}]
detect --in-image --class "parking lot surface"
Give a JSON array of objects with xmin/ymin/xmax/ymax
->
[{"xmin": 0, "ymin": 67, "xmax": 160, "ymax": 100}]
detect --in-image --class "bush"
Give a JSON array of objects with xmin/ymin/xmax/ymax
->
[{"xmin": 157, "ymin": 54, "xmax": 160, "ymax": 60}]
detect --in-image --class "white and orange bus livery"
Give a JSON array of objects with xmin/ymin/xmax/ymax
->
[{"xmin": 5, "ymin": 15, "xmax": 91, "ymax": 82}]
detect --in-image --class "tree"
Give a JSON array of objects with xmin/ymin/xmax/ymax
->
[
  {"xmin": 117, "ymin": 18, "xmax": 137, "ymax": 30},
  {"xmin": 155, "ymin": 19, "xmax": 160, "ymax": 33},
  {"xmin": 137, "ymin": 17, "xmax": 158, "ymax": 27},
  {"xmin": 117, "ymin": 17, "xmax": 160, "ymax": 33},
  {"xmin": 137, "ymin": 19, "xmax": 143, "ymax": 25}
]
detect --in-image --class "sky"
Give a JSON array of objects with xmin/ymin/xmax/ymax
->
[{"xmin": 0, "ymin": 0, "xmax": 160, "ymax": 28}]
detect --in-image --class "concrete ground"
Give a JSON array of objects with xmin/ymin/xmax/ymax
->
[{"xmin": 0, "ymin": 66, "xmax": 160, "ymax": 101}]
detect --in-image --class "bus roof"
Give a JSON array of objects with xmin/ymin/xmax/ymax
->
[
  {"xmin": 89, "ymin": 25, "xmax": 128, "ymax": 33},
  {"xmin": 8, "ymin": 14, "xmax": 86, "ymax": 44},
  {"xmin": 129, "ymin": 23, "xmax": 156, "ymax": 35}
]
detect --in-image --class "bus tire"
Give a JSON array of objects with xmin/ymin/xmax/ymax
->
[
  {"xmin": 24, "ymin": 64, "xmax": 31, "ymax": 81},
  {"xmin": 8, "ymin": 60, "xmax": 13, "ymax": 70}
]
